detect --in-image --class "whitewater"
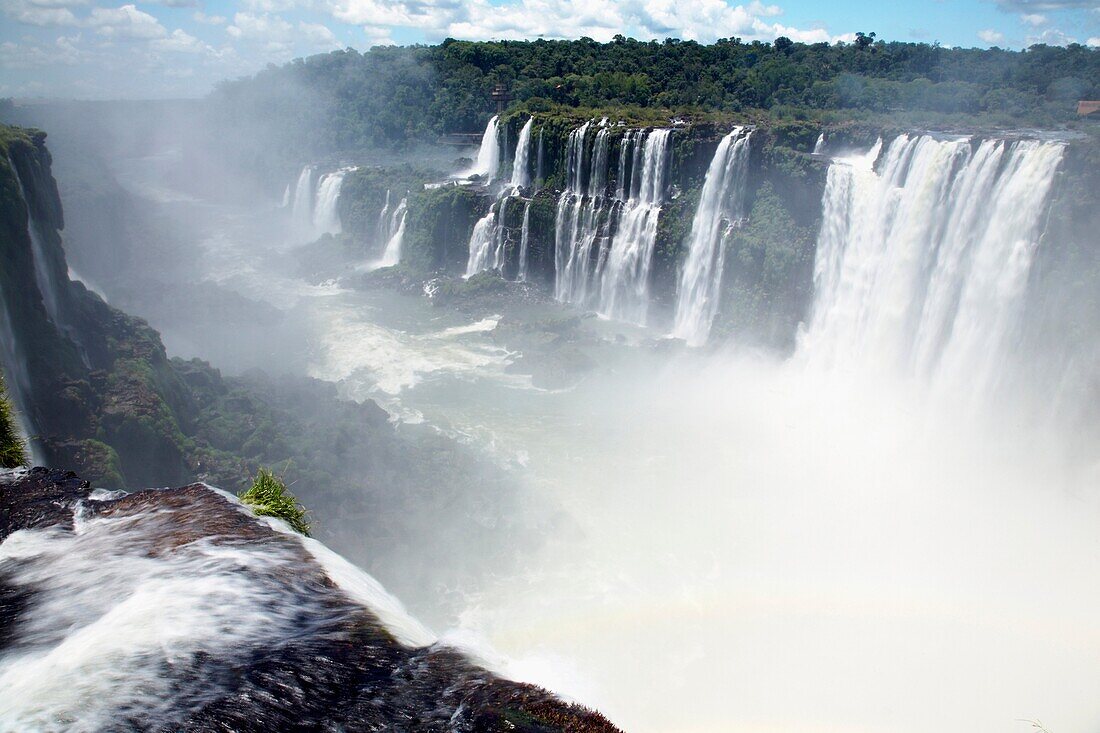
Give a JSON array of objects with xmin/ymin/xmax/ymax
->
[{"xmin": 29, "ymin": 134, "xmax": 1100, "ymax": 733}]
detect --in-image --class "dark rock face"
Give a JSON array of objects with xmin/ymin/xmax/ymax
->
[{"xmin": 0, "ymin": 467, "xmax": 621, "ymax": 733}]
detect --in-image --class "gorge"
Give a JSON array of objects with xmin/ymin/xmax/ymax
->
[{"xmin": 2, "ymin": 34, "xmax": 1100, "ymax": 733}]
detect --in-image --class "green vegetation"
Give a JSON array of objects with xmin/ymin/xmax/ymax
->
[
  {"xmin": 206, "ymin": 37, "xmax": 1099, "ymax": 169},
  {"xmin": 239, "ymin": 467, "xmax": 311, "ymax": 536},
  {"xmin": 0, "ymin": 372, "xmax": 27, "ymax": 468}
]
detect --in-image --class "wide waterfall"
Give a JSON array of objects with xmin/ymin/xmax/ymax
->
[
  {"xmin": 798, "ymin": 133, "xmax": 1065, "ymax": 401},
  {"xmin": 554, "ymin": 123, "xmax": 672, "ymax": 325},
  {"xmin": 510, "ymin": 117, "xmax": 533, "ymax": 190},
  {"xmin": 672, "ymin": 127, "xmax": 753, "ymax": 346},
  {"xmin": 462, "ymin": 115, "xmax": 501, "ymax": 183}
]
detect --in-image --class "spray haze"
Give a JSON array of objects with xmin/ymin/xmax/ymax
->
[{"xmin": 1, "ymin": 31, "xmax": 1099, "ymax": 733}]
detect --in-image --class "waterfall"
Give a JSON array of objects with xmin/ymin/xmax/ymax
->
[
  {"xmin": 281, "ymin": 184, "xmax": 291, "ymax": 208},
  {"xmin": 291, "ymin": 165, "xmax": 314, "ymax": 238},
  {"xmin": 798, "ymin": 133, "xmax": 1065, "ymax": 399},
  {"xmin": 672, "ymin": 127, "xmax": 753, "ymax": 346},
  {"xmin": 377, "ymin": 190, "xmax": 392, "ymax": 252},
  {"xmin": 596, "ymin": 129, "xmax": 671, "ymax": 324},
  {"xmin": 465, "ymin": 209, "xmax": 500, "ymax": 276},
  {"xmin": 289, "ymin": 165, "xmax": 350, "ymax": 242},
  {"xmin": 464, "ymin": 120, "xmax": 536, "ymax": 278},
  {"xmin": 312, "ymin": 169, "xmax": 348, "ymax": 236},
  {"xmin": 554, "ymin": 123, "xmax": 672, "ymax": 325},
  {"xmin": 378, "ymin": 198, "xmax": 407, "ymax": 268},
  {"xmin": 463, "ymin": 115, "xmax": 501, "ymax": 183},
  {"xmin": 554, "ymin": 122, "xmax": 612, "ymax": 306},
  {"xmin": 12, "ymin": 164, "xmax": 63, "ymax": 328},
  {"xmin": 517, "ymin": 201, "xmax": 532, "ymax": 282},
  {"xmin": 510, "ymin": 118, "xmax": 534, "ymax": 190},
  {"xmin": 812, "ymin": 133, "xmax": 825, "ymax": 155}
]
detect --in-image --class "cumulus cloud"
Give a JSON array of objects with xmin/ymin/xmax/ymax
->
[
  {"xmin": 1026, "ymin": 27, "xmax": 1077, "ymax": 43},
  {"xmin": 298, "ymin": 20, "xmax": 339, "ymax": 45},
  {"xmin": 326, "ymin": 0, "xmax": 848, "ymax": 44},
  {"xmin": 978, "ymin": 28, "xmax": 1006, "ymax": 43},
  {"xmin": 0, "ymin": 0, "xmax": 81, "ymax": 26},
  {"xmin": 1088, "ymin": 35, "xmax": 1100, "ymax": 45},
  {"xmin": 150, "ymin": 28, "xmax": 211, "ymax": 52},
  {"xmin": 1020, "ymin": 12, "xmax": 1048, "ymax": 24},
  {"xmin": 88, "ymin": 4, "xmax": 167, "ymax": 39},
  {"xmin": 192, "ymin": 10, "xmax": 226, "ymax": 24},
  {"xmin": 225, "ymin": 11, "xmax": 338, "ymax": 53},
  {"xmin": 0, "ymin": 34, "xmax": 82, "ymax": 68}
]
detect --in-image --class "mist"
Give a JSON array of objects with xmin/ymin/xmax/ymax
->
[{"xmin": 2, "ymin": 33, "xmax": 1099, "ymax": 733}]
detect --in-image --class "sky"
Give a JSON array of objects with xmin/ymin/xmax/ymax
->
[{"xmin": 1, "ymin": 0, "xmax": 1098, "ymax": 98}]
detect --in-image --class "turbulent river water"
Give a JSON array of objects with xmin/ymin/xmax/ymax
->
[{"xmin": 102, "ymin": 148, "xmax": 1100, "ymax": 733}]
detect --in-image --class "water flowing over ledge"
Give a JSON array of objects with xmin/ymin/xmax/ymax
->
[{"xmin": 0, "ymin": 467, "xmax": 621, "ymax": 732}]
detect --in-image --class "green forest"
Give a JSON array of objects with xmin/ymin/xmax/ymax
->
[{"xmin": 208, "ymin": 35, "xmax": 1100, "ymax": 160}]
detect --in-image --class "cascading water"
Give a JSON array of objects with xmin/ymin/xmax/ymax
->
[
  {"xmin": 812, "ymin": 132, "xmax": 826, "ymax": 155},
  {"xmin": 798, "ymin": 133, "xmax": 1065, "ymax": 401},
  {"xmin": 554, "ymin": 122, "xmax": 611, "ymax": 306},
  {"xmin": 465, "ymin": 207, "xmax": 504, "ymax": 277},
  {"xmin": 281, "ymin": 183, "xmax": 291, "ymax": 208},
  {"xmin": 464, "ymin": 118, "xmax": 535, "ymax": 278},
  {"xmin": 554, "ymin": 123, "xmax": 672, "ymax": 325},
  {"xmin": 596, "ymin": 129, "xmax": 671, "ymax": 324},
  {"xmin": 462, "ymin": 115, "xmax": 501, "ymax": 183},
  {"xmin": 289, "ymin": 165, "xmax": 350, "ymax": 242},
  {"xmin": 291, "ymin": 165, "xmax": 314, "ymax": 237},
  {"xmin": 510, "ymin": 118, "xmax": 533, "ymax": 190},
  {"xmin": 312, "ymin": 168, "xmax": 348, "ymax": 236},
  {"xmin": 672, "ymin": 127, "xmax": 753, "ymax": 346},
  {"xmin": 12, "ymin": 164, "xmax": 63, "ymax": 328},
  {"xmin": 378, "ymin": 197, "xmax": 407, "ymax": 268},
  {"xmin": 517, "ymin": 202, "xmax": 531, "ymax": 282}
]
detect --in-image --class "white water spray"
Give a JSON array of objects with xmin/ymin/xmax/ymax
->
[
  {"xmin": 798, "ymin": 134, "xmax": 1065, "ymax": 404},
  {"xmin": 463, "ymin": 115, "xmax": 501, "ymax": 183}
]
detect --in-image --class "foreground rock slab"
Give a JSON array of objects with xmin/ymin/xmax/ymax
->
[{"xmin": 0, "ymin": 467, "xmax": 621, "ymax": 733}]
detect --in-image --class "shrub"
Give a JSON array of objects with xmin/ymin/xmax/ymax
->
[
  {"xmin": 238, "ymin": 468, "xmax": 311, "ymax": 535},
  {"xmin": 0, "ymin": 372, "xmax": 27, "ymax": 468}
]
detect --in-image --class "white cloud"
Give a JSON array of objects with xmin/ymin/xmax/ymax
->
[
  {"xmin": 1088, "ymin": 35, "xmax": 1100, "ymax": 45},
  {"xmin": 242, "ymin": 0, "xmax": 303, "ymax": 11},
  {"xmin": 978, "ymin": 28, "xmax": 1006, "ymax": 43},
  {"xmin": 88, "ymin": 4, "xmax": 167, "ymax": 39},
  {"xmin": 0, "ymin": 34, "xmax": 82, "ymax": 67},
  {"xmin": 327, "ymin": 0, "xmax": 849, "ymax": 44},
  {"xmin": 192, "ymin": 10, "xmax": 226, "ymax": 24},
  {"xmin": 1026, "ymin": 27, "xmax": 1077, "ymax": 44},
  {"xmin": 1020, "ymin": 12, "xmax": 1048, "ymax": 25},
  {"xmin": 298, "ymin": 20, "xmax": 339, "ymax": 46},
  {"xmin": 1, "ymin": 0, "xmax": 81, "ymax": 26},
  {"xmin": 150, "ymin": 28, "xmax": 211, "ymax": 52}
]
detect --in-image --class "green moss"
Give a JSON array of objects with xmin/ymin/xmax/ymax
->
[
  {"xmin": 0, "ymin": 371, "xmax": 27, "ymax": 468},
  {"xmin": 238, "ymin": 467, "xmax": 311, "ymax": 536}
]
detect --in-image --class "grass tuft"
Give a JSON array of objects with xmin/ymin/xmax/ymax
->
[
  {"xmin": 238, "ymin": 468, "xmax": 311, "ymax": 536},
  {"xmin": 0, "ymin": 371, "xmax": 28, "ymax": 469}
]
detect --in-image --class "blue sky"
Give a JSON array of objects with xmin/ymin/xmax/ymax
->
[{"xmin": 2, "ymin": 0, "xmax": 1098, "ymax": 98}]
